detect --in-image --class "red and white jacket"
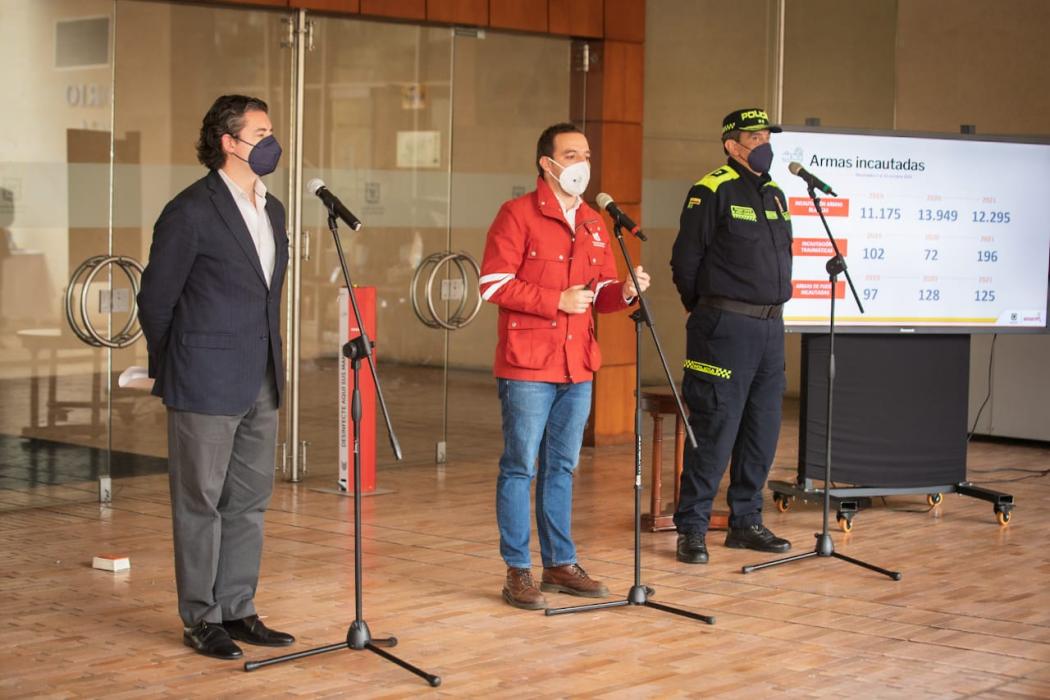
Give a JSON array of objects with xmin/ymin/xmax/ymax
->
[{"xmin": 480, "ymin": 177, "xmax": 633, "ymax": 383}]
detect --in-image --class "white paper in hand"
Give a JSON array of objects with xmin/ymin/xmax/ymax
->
[{"xmin": 117, "ymin": 365, "xmax": 154, "ymax": 390}]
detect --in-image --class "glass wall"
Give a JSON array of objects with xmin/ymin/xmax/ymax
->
[
  {"xmin": 296, "ymin": 19, "xmax": 572, "ymax": 476},
  {"xmin": 297, "ymin": 17, "xmax": 454, "ymax": 474},
  {"xmin": 0, "ymin": 0, "xmax": 119, "ymax": 504},
  {"xmin": 446, "ymin": 30, "xmax": 572, "ymax": 461},
  {"xmin": 0, "ymin": 0, "xmax": 574, "ymax": 500},
  {"xmin": 110, "ymin": 0, "xmax": 293, "ymax": 462}
]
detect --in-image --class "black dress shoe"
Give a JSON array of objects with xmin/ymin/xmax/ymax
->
[
  {"xmin": 676, "ymin": 532, "xmax": 709, "ymax": 564},
  {"xmin": 724, "ymin": 524, "xmax": 791, "ymax": 553},
  {"xmin": 183, "ymin": 621, "xmax": 243, "ymax": 660},
  {"xmin": 223, "ymin": 615, "xmax": 295, "ymax": 647}
]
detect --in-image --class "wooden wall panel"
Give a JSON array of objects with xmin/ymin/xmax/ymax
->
[
  {"xmin": 361, "ymin": 0, "xmax": 426, "ymax": 19},
  {"xmin": 602, "ymin": 40, "xmax": 644, "ymax": 123},
  {"xmin": 580, "ymin": 123, "xmax": 643, "ymax": 208},
  {"xmin": 588, "ymin": 364, "xmax": 636, "ymax": 444},
  {"xmin": 201, "ymin": 0, "xmax": 289, "ymax": 7},
  {"xmin": 290, "ymin": 0, "xmax": 360, "ymax": 11},
  {"xmin": 596, "ymin": 122, "xmax": 642, "ymax": 203},
  {"xmin": 548, "ymin": 0, "xmax": 603, "ymax": 38},
  {"xmin": 426, "ymin": 0, "xmax": 488, "ymax": 24},
  {"xmin": 603, "ymin": 0, "xmax": 644, "ymax": 42},
  {"xmin": 579, "ymin": 0, "xmax": 645, "ymax": 445},
  {"xmin": 489, "ymin": 0, "xmax": 547, "ymax": 32},
  {"xmin": 593, "ymin": 208, "xmax": 642, "ymax": 368}
]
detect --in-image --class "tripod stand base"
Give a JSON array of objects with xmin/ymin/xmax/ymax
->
[
  {"xmin": 546, "ymin": 585, "xmax": 716, "ymax": 624},
  {"xmin": 742, "ymin": 534, "xmax": 901, "ymax": 580},
  {"xmin": 243, "ymin": 619, "xmax": 441, "ymax": 687}
]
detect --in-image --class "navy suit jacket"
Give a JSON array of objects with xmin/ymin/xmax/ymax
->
[{"xmin": 137, "ymin": 169, "xmax": 288, "ymax": 415}]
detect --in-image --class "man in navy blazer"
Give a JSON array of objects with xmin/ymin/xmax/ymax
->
[{"xmin": 138, "ymin": 95, "xmax": 293, "ymax": 660}]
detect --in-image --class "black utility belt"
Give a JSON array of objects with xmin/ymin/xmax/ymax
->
[{"xmin": 699, "ymin": 296, "xmax": 783, "ymax": 320}]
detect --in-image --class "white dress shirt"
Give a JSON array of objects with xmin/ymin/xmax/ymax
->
[
  {"xmin": 218, "ymin": 168, "xmax": 276, "ymax": 287},
  {"xmin": 561, "ymin": 196, "xmax": 583, "ymax": 230}
]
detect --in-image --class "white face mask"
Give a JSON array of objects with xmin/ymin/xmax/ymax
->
[{"xmin": 548, "ymin": 158, "xmax": 590, "ymax": 197}]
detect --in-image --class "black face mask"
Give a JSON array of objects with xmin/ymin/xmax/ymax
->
[
  {"xmin": 741, "ymin": 142, "xmax": 773, "ymax": 174},
  {"xmin": 233, "ymin": 134, "xmax": 282, "ymax": 176}
]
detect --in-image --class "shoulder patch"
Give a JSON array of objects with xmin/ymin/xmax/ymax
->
[
  {"xmin": 695, "ymin": 166, "xmax": 740, "ymax": 192},
  {"xmin": 686, "ymin": 196, "xmax": 703, "ymax": 209}
]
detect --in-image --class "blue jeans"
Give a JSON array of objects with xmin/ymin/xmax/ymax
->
[{"xmin": 496, "ymin": 379, "xmax": 593, "ymax": 569}]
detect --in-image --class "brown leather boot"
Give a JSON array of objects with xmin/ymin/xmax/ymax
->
[
  {"xmin": 540, "ymin": 563, "xmax": 609, "ymax": 598},
  {"xmin": 502, "ymin": 567, "xmax": 548, "ymax": 610}
]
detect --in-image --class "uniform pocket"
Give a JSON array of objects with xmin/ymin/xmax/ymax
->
[
  {"xmin": 581, "ymin": 327, "xmax": 602, "ymax": 371},
  {"xmin": 687, "ymin": 306, "xmax": 724, "ymax": 339},
  {"xmin": 584, "ymin": 247, "xmax": 606, "ymax": 270},
  {"xmin": 524, "ymin": 239, "xmax": 570, "ymax": 290},
  {"xmin": 723, "ymin": 219, "xmax": 762, "ymax": 268},
  {"xmin": 683, "ymin": 371, "xmax": 721, "ymax": 415},
  {"xmin": 504, "ymin": 313, "xmax": 559, "ymax": 369}
]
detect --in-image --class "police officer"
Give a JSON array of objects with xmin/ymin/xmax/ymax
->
[{"xmin": 670, "ymin": 108, "xmax": 793, "ymax": 564}]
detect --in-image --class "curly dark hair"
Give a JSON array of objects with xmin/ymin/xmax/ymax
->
[
  {"xmin": 196, "ymin": 94, "xmax": 269, "ymax": 170},
  {"xmin": 536, "ymin": 122, "xmax": 584, "ymax": 176}
]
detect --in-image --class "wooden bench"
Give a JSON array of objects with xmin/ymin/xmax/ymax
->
[{"xmin": 640, "ymin": 387, "xmax": 728, "ymax": 532}]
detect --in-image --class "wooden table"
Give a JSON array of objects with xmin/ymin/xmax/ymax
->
[{"xmin": 640, "ymin": 387, "xmax": 728, "ymax": 532}]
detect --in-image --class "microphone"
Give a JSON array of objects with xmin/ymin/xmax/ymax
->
[
  {"xmin": 595, "ymin": 193, "xmax": 647, "ymax": 241},
  {"xmin": 788, "ymin": 162, "xmax": 837, "ymax": 196},
  {"xmin": 307, "ymin": 178, "xmax": 362, "ymax": 231}
]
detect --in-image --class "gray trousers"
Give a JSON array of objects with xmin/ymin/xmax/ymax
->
[{"xmin": 167, "ymin": 369, "xmax": 278, "ymax": 627}]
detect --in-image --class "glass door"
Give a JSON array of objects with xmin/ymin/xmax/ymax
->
[
  {"xmin": 294, "ymin": 19, "xmax": 576, "ymax": 484},
  {"xmin": 0, "ymin": 0, "xmax": 119, "ymax": 507},
  {"xmin": 0, "ymin": 0, "xmax": 295, "ymax": 507},
  {"xmin": 445, "ymin": 29, "xmax": 574, "ymax": 460},
  {"xmin": 0, "ymin": 0, "xmax": 579, "ymax": 504},
  {"xmin": 108, "ymin": 0, "xmax": 294, "ymax": 492},
  {"xmin": 297, "ymin": 16, "xmax": 453, "ymax": 480}
]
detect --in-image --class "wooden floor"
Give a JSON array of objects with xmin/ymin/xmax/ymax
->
[{"xmin": 1, "ymin": 395, "xmax": 1049, "ymax": 698}]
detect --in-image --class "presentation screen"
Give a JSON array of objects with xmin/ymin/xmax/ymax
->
[{"xmin": 772, "ymin": 128, "xmax": 1050, "ymax": 333}]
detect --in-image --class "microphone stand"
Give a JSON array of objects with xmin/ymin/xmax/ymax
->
[
  {"xmin": 244, "ymin": 206, "xmax": 441, "ymax": 687},
  {"xmin": 546, "ymin": 220, "xmax": 715, "ymax": 625},
  {"xmin": 742, "ymin": 186, "xmax": 900, "ymax": 581}
]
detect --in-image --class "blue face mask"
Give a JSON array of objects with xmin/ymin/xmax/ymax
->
[
  {"xmin": 744, "ymin": 142, "xmax": 773, "ymax": 174},
  {"xmin": 234, "ymin": 134, "xmax": 282, "ymax": 176}
]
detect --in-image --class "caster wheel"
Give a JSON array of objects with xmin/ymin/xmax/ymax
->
[
  {"xmin": 775, "ymin": 494, "xmax": 792, "ymax": 512},
  {"xmin": 837, "ymin": 514, "xmax": 853, "ymax": 533},
  {"xmin": 996, "ymin": 510, "xmax": 1011, "ymax": 526},
  {"xmin": 926, "ymin": 493, "xmax": 943, "ymax": 507}
]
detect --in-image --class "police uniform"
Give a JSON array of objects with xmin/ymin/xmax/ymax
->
[{"xmin": 670, "ymin": 109, "xmax": 793, "ymax": 549}]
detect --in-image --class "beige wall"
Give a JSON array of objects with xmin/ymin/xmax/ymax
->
[
  {"xmin": 642, "ymin": 0, "xmax": 1050, "ymax": 406},
  {"xmin": 641, "ymin": 0, "xmax": 781, "ymax": 390},
  {"xmin": 894, "ymin": 0, "xmax": 1050, "ymax": 441},
  {"xmin": 781, "ymin": 0, "xmax": 896, "ymax": 130},
  {"xmin": 895, "ymin": 0, "xmax": 1050, "ymax": 133}
]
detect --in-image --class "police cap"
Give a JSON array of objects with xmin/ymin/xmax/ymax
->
[{"xmin": 722, "ymin": 108, "xmax": 782, "ymax": 135}]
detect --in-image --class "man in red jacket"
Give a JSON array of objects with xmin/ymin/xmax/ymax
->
[{"xmin": 480, "ymin": 123, "xmax": 650, "ymax": 610}]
